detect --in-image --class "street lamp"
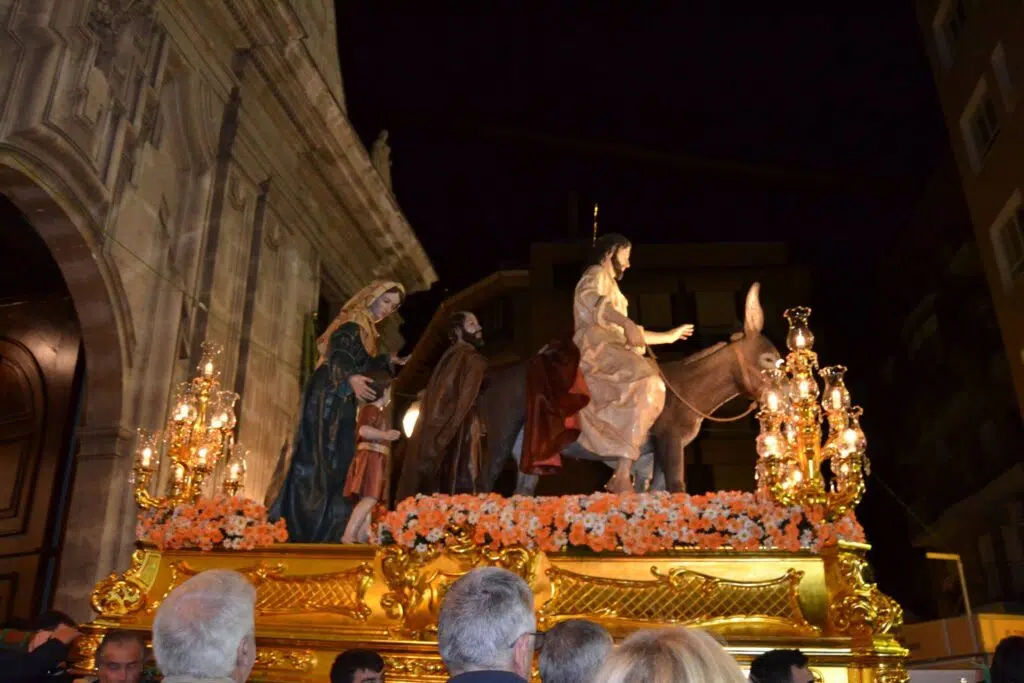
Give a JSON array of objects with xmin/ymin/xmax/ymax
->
[{"xmin": 925, "ymin": 552, "xmax": 983, "ymax": 665}]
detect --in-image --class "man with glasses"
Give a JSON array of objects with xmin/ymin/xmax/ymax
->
[{"xmin": 437, "ymin": 567, "xmax": 540, "ymax": 682}]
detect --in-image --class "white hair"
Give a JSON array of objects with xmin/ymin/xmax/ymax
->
[
  {"xmin": 153, "ymin": 569, "xmax": 256, "ymax": 678},
  {"xmin": 438, "ymin": 567, "xmax": 536, "ymax": 674},
  {"xmin": 539, "ymin": 619, "xmax": 613, "ymax": 683}
]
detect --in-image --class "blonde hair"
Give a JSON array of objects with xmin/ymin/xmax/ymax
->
[{"xmin": 595, "ymin": 627, "xmax": 746, "ymax": 683}]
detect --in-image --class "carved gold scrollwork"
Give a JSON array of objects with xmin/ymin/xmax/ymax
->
[
  {"xmin": 167, "ymin": 561, "xmax": 374, "ymax": 620},
  {"xmin": 253, "ymin": 649, "xmax": 317, "ymax": 673},
  {"xmin": 90, "ymin": 550, "xmax": 149, "ymax": 617},
  {"xmin": 873, "ymin": 661, "xmax": 910, "ymax": 683},
  {"xmin": 825, "ymin": 546, "xmax": 904, "ymax": 641},
  {"xmin": 379, "ymin": 527, "xmax": 540, "ymax": 640},
  {"xmin": 537, "ymin": 564, "xmax": 817, "ymax": 636},
  {"xmin": 70, "ymin": 632, "xmax": 104, "ymax": 672},
  {"xmin": 383, "ymin": 654, "xmax": 448, "ymax": 679}
]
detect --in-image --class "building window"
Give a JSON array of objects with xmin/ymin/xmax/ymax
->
[
  {"xmin": 960, "ymin": 80, "xmax": 1000, "ymax": 171},
  {"xmin": 991, "ymin": 193, "xmax": 1024, "ymax": 289},
  {"xmin": 991, "ymin": 43, "xmax": 1018, "ymax": 111}
]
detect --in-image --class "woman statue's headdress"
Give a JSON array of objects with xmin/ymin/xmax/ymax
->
[{"xmin": 316, "ymin": 279, "xmax": 405, "ymax": 367}]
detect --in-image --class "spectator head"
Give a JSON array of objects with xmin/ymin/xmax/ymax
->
[
  {"xmin": 596, "ymin": 627, "xmax": 746, "ymax": 683},
  {"xmin": 992, "ymin": 636, "xmax": 1024, "ymax": 683},
  {"xmin": 152, "ymin": 570, "xmax": 257, "ymax": 683},
  {"xmin": 29, "ymin": 611, "xmax": 77, "ymax": 652},
  {"xmin": 538, "ymin": 619, "xmax": 613, "ymax": 683},
  {"xmin": 438, "ymin": 567, "xmax": 536, "ymax": 679},
  {"xmin": 96, "ymin": 631, "xmax": 146, "ymax": 683},
  {"xmin": 329, "ymin": 649, "xmax": 385, "ymax": 683},
  {"xmin": 749, "ymin": 649, "xmax": 812, "ymax": 683}
]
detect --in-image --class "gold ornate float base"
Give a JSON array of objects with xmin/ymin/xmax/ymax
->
[{"xmin": 77, "ymin": 540, "xmax": 907, "ymax": 683}]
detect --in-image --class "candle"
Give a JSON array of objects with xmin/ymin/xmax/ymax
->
[
  {"xmin": 830, "ymin": 388, "xmax": 843, "ymax": 410},
  {"xmin": 141, "ymin": 447, "xmax": 152, "ymax": 469},
  {"xmin": 203, "ymin": 362, "xmax": 214, "ymax": 377},
  {"xmin": 174, "ymin": 464, "xmax": 184, "ymax": 481},
  {"xmin": 228, "ymin": 463, "xmax": 240, "ymax": 482},
  {"xmin": 794, "ymin": 331, "xmax": 806, "ymax": 349},
  {"xmin": 766, "ymin": 391, "xmax": 780, "ymax": 412},
  {"xmin": 197, "ymin": 447, "xmax": 208, "ymax": 466}
]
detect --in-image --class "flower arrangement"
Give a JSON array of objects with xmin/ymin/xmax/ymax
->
[
  {"xmin": 373, "ymin": 491, "xmax": 865, "ymax": 556},
  {"xmin": 136, "ymin": 493, "xmax": 288, "ymax": 551}
]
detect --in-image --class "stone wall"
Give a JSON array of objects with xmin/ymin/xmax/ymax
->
[{"xmin": 0, "ymin": 0, "xmax": 435, "ymax": 618}]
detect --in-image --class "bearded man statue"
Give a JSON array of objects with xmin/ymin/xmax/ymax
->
[
  {"xmin": 574, "ymin": 234, "xmax": 694, "ymax": 493},
  {"xmin": 395, "ymin": 311, "xmax": 487, "ymax": 501}
]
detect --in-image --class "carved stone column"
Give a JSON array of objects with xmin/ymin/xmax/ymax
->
[{"xmin": 54, "ymin": 423, "xmax": 136, "ymax": 620}]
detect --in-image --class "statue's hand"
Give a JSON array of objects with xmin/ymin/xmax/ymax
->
[
  {"xmin": 385, "ymin": 429, "xmax": 402, "ymax": 441},
  {"xmin": 672, "ymin": 323, "xmax": 695, "ymax": 342},
  {"xmin": 349, "ymin": 374, "xmax": 377, "ymax": 401},
  {"xmin": 391, "ymin": 353, "xmax": 409, "ymax": 366},
  {"xmin": 625, "ymin": 322, "xmax": 646, "ymax": 349}
]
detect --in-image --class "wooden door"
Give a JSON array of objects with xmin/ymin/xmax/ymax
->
[{"xmin": 0, "ymin": 299, "xmax": 81, "ymax": 624}]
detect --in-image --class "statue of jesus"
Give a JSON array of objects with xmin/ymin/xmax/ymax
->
[{"xmin": 573, "ymin": 234, "xmax": 694, "ymax": 493}]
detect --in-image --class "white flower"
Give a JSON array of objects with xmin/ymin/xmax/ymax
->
[
  {"xmin": 799, "ymin": 529, "xmax": 814, "ymax": 548},
  {"xmin": 414, "ymin": 542, "xmax": 429, "ymax": 554},
  {"xmin": 426, "ymin": 528, "xmax": 444, "ymax": 543}
]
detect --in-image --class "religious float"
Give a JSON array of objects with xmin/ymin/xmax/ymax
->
[{"xmin": 74, "ymin": 308, "xmax": 909, "ymax": 683}]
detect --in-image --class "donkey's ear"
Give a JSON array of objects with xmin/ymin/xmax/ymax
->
[{"xmin": 743, "ymin": 283, "xmax": 765, "ymax": 336}]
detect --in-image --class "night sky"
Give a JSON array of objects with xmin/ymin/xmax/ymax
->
[{"xmin": 335, "ymin": 4, "xmax": 953, "ymax": 613}]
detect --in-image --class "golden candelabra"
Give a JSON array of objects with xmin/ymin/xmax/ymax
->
[
  {"xmin": 131, "ymin": 342, "xmax": 249, "ymax": 508},
  {"xmin": 755, "ymin": 307, "xmax": 869, "ymax": 520}
]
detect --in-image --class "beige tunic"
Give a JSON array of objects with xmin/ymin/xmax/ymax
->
[{"xmin": 573, "ymin": 264, "xmax": 666, "ymax": 461}]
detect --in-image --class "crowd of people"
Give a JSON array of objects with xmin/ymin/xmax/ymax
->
[{"xmin": 3, "ymin": 567, "xmax": 1022, "ymax": 683}]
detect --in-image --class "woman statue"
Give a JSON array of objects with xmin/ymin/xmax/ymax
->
[{"xmin": 270, "ymin": 280, "xmax": 406, "ymax": 543}]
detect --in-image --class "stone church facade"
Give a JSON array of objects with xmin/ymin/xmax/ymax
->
[{"xmin": 0, "ymin": 0, "xmax": 435, "ymax": 619}]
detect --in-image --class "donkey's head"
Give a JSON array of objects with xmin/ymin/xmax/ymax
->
[{"xmin": 730, "ymin": 283, "xmax": 782, "ymax": 398}]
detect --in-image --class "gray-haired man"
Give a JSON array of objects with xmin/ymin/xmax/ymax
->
[
  {"xmin": 438, "ymin": 567, "xmax": 538, "ymax": 683},
  {"xmin": 152, "ymin": 570, "xmax": 257, "ymax": 683},
  {"xmin": 538, "ymin": 619, "xmax": 612, "ymax": 683}
]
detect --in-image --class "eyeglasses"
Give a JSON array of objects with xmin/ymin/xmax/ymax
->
[{"xmin": 509, "ymin": 631, "xmax": 545, "ymax": 652}]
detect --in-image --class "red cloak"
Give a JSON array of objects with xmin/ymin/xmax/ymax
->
[{"xmin": 520, "ymin": 339, "xmax": 590, "ymax": 475}]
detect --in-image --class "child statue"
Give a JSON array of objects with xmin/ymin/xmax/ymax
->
[{"xmin": 341, "ymin": 371, "xmax": 401, "ymax": 543}]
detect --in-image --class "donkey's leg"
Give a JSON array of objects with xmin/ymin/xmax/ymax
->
[
  {"xmin": 632, "ymin": 446, "xmax": 655, "ymax": 492},
  {"xmin": 510, "ymin": 427, "xmax": 540, "ymax": 496}
]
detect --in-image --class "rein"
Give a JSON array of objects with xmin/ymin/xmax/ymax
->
[{"xmin": 647, "ymin": 343, "xmax": 758, "ymax": 423}]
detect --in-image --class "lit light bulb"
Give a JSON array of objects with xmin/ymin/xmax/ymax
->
[
  {"xmin": 197, "ymin": 447, "xmax": 208, "ymax": 466},
  {"xmin": 228, "ymin": 462, "xmax": 241, "ymax": 481},
  {"xmin": 210, "ymin": 416, "xmax": 223, "ymax": 429},
  {"xmin": 141, "ymin": 447, "xmax": 153, "ymax": 469},
  {"xmin": 174, "ymin": 464, "xmax": 185, "ymax": 481},
  {"xmin": 843, "ymin": 428, "xmax": 858, "ymax": 445},
  {"xmin": 798, "ymin": 379, "xmax": 810, "ymax": 397},
  {"xmin": 203, "ymin": 362, "xmax": 214, "ymax": 377},
  {"xmin": 766, "ymin": 391, "xmax": 780, "ymax": 412}
]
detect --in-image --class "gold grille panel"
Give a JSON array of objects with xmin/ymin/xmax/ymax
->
[
  {"xmin": 166, "ymin": 561, "xmax": 374, "ymax": 620},
  {"xmin": 539, "ymin": 565, "xmax": 816, "ymax": 633}
]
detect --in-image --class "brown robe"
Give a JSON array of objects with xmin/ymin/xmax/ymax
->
[{"xmin": 395, "ymin": 341, "xmax": 487, "ymax": 502}]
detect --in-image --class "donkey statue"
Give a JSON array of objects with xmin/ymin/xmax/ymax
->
[{"xmin": 476, "ymin": 283, "xmax": 781, "ymax": 495}]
